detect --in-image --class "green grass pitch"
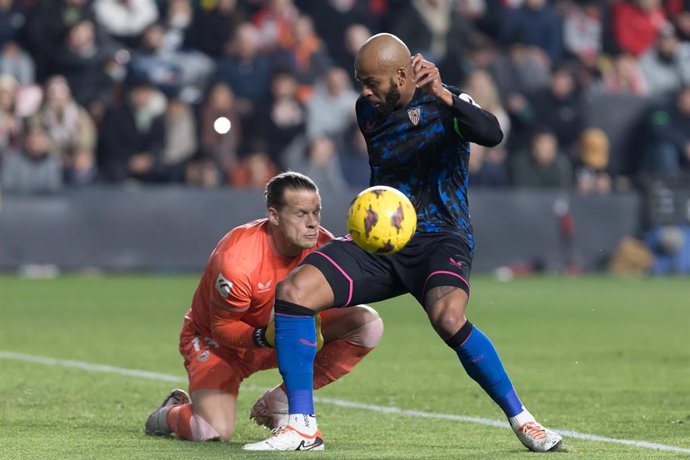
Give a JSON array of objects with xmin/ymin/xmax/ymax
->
[{"xmin": 1, "ymin": 275, "xmax": 689, "ymax": 459}]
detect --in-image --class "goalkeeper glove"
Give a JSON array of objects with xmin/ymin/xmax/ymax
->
[{"xmin": 260, "ymin": 314, "xmax": 324, "ymax": 351}]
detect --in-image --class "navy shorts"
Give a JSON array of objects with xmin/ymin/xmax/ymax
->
[{"xmin": 302, "ymin": 231, "xmax": 472, "ymax": 308}]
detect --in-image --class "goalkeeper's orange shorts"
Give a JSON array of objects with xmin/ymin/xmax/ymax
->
[{"xmin": 179, "ymin": 318, "xmax": 277, "ymax": 395}]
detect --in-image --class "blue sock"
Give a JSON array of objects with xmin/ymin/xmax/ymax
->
[
  {"xmin": 274, "ymin": 299, "xmax": 318, "ymax": 415},
  {"xmin": 446, "ymin": 321, "xmax": 525, "ymax": 418}
]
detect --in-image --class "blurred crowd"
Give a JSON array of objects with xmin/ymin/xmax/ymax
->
[{"xmin": 1, "ymin": 0, "xmax": 690, "ymax": 195}]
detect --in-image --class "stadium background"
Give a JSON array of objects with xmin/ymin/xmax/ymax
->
[
  {"xmin": 2, "ymin": 1, "xmax": 690, "ymax": 458},
  {"xmin": 0, "ymin": 0, "xmax": 689, "ymax": 275}
]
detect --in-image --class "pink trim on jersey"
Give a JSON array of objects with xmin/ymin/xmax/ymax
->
[
  {"xmin": 422, "ymin": 270, "xmax": 471, "ymax": 300},
  {"xmin": 314, "ymin": 251, "xmax": 353, "ymax": 306}
]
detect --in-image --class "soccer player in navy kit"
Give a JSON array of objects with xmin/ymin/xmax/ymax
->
[{"xmin": 244, "ymin": 33, "xmax": 562, "ymax": 452}]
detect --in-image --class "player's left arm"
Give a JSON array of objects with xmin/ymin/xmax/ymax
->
[{"xmin": 412, "ymin": 53, "xmax": 503, "ymax": 147}]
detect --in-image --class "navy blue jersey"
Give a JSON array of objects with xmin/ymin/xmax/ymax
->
[{"xmin": 356, "ymin": 85, "xmax": 503, "ymax": 252}]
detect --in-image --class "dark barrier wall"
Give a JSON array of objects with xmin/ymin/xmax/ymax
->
[{"xmin": 0, "ymin": 187, "xmax": 640, "ymax": 273}]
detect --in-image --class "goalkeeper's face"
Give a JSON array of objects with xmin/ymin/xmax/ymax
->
[{"xmin": 269, "ymin": 188, "xmax": 322, "ymax": 256}]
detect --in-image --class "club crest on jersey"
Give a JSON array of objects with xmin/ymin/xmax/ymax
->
[
  {"xmin": 407, "ymin": 107, "xmax": 421, "ymax": 126},
  {"xmin": 215, "ymin": 273, "xmax": 233, "ymax": 298}
]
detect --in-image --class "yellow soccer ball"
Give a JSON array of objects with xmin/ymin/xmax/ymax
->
[{"xmin": 346, "ymin": 185, "xmax": 417, "ymax": 255}]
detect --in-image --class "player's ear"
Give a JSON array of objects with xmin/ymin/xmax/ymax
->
[
  {"xmin": 267, "ymin": 207, "xmax": 280, "ymax": 226},
  {"xmin": 396, "ymin": 67, "xmax": 407, "ymax": 86}
]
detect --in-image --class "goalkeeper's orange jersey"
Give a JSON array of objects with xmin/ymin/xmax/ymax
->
[{"xmin": 183, "ymin": 218, "xmax": 333, "ymax": 349}]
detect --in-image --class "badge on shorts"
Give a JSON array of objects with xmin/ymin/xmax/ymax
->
[
  {"xmin": 407, "ymin": 107, "xmax": 420, "ymax": 126},
  {"xmin": 197, "ymin": 350, "xmax": 209, "ymax": 362}
]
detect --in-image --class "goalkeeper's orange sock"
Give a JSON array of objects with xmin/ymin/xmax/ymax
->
[{"xmin": 312, "ymin": 339, "xmax": 373, "ymax": 389}]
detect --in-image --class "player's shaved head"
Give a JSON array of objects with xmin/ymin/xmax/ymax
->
[
  {"xmin": 355, "ymin": 33, "xmax": 411, "ymax": 73},
  {"xmin": 355, "ymin": 33, "xmax": 416, "ymax": 114}
]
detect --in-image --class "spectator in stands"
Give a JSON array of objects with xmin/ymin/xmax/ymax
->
[
  {"xmin": 1, "ymin": 121, "xmax": 62, "ymax": 194},
  {"xmin": 128, "ymin": 22, "xmax": 214, "ymax": 102},
  {"xmin": 198, "ymin": 82, "xmax": 242, "ymax": 180},
  {"xmin": 462, "ymin": 68, "xmax": 511, "ymax": 142},
  {"xmin": 252, "ymin": 0, "xmax": 299, "ymax": 52},
  {"xmin": 644, "ymin": 225, "xmax": 690, "ymax": 275},
  {"xmin": 339, "ymin": 121, "xmax": 370, "ymax": 188},
  {"xmin": 230, "ymin": 143, "xmax": 279, "ymax": 188},
  {"xmin": 296, "ymin": 0, "xmax": 374, "ymax": 75},
  {"xmin": 469, "ymin": 143, "xmax": 511, "ymax": 188},
  {"xmin": 609, "ymin": 0, "xmax": 668, "ymax": 57},
  {"xmin": 160, "ymin": 97, "xmax": 197, "ymax": 182},
  {"xmin": 592, "ymin": 53, "xmax": 648, "ymax": 95},
  {"xmin": 184, "ymin": 150, "xmax": 222, "ymax": 188},
  {"xmin": 392, "ymin": 0, "xmax": 478, "ymax": 84},
  {"xmin": 306, "ymin": 67, "xmax": 358, "ymax": 141},
  {"xmin": 574, "ymin": 128, "xmax": 612, "ymax": 194},
  {"xmin": 184, "ymin": 0, "xmax": 247, "ymax": 59},
  {"xmin": 161, "ymin": 0, "xmax": 193, "ymax": 53},
  {"xmin": 23, "ymin": 0, "xmax": 95, "ymax": 81},
  {"xmin": 251, "ymin": 71, "xmax": 306, "ymax": 169},
  {"xmin": 0, "ymin": 40, "xmax": 34, "ymax": 85},
  {"xmin": 562, "ymin": 0, "xmax": 603, "ymax": 68},
  {"xmin": 53, "ymin": 20, "xmax": 116, "ymax": 117},
  {"xmin": 511, "ymin": 127, "xmax": 573, "ymax": 188},
  {"xmin": 638, "ymin": 24, "xmax": 690, "ymax": 98},
  {"xmin": 0, "ymin": 0, "xmax": 27, "ymax": 47},
  {"xmin": 0, "ymin": 73, "xmax": 21, "ymax": 153},
  {"xmin": 213, "ymin": 22, "xmax": 273, "ymax": 117},
  {"xmin": 97, "ymin": 81, "xmax": 166, "ymax": 183},
  {"xmin": 93, "ymin": 0, "xmax": 159, "ymax": 47},
  {"xmin": 340, "ymin": 23, "xmax": 372, "ymax": 86},
  {"xmin": 640, "ymin": 85, "xmax": 690, "ymax": 175},
  {"xmin": 665, "ymin": 0, "xmax": 690, "ymax": 41},
  {"xmin": 300, "ymin": 135, "xmax": 348, "ymax": 192},
  {"xmin": 489, "ymin": 41, "xmax": 550, "ymax": 153},
  {"xmin": 462, "ymin": 67, "xmax": 512, "ymax": 188},
  {"xmin": 278, "ymin": 14, "xmax": 333, "ymax": 102},
  {"xmin": 528, "ymin": 64, "xmax": 587, "ymax": 158},
  {"xmin": 34, "ymin": 75, "xmax": 97, "ymax": 185},
  {"xmin": 498, "ymin": 0, "xmax": 564, "ymax": 64}
]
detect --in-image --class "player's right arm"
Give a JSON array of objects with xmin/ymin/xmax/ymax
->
[{"xmin": 207, "ymin": 254, "xmax": 272, "ymax": 349}]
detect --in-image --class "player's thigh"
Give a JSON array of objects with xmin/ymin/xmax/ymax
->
[
  {"xmin": 319, "ymin": 304, "xmax": 380, "ymax": 341},
  {"xmin": 302, "ymin": 238, "xmax": 406, "ymax": 307},
  {"xmin": 394, "ymin": 232, "xmax": 472, "ymax": 307}
]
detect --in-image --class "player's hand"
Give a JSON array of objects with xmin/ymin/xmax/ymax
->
[
  {"xmin": 261, "ymin": 315, "xmax": 324, "ymax": 351},
  {"xmin": 411, "ymin": 53, "xmax": 453, "ymax": 106}
]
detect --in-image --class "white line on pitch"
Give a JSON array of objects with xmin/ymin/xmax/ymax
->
[{"xmin": 2, "ymin": 351, "xmax": 689, "ymax": 455}]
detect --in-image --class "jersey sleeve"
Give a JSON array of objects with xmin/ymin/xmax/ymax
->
[
  {"xmin": 443, "ymin": 85, "xmax": 504, "ymax": 147},
  {"xmin": 207, "ymin": 253, "xmax": 261, "ymax": 349}
]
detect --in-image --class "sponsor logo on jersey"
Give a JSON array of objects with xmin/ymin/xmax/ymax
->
[
  {"xmin": 407, "ymin": 107, "xmax": 421, "ymax": 126},
  {"xmin": 215, "ymin": 273, "xmax": 233, "ymax": 298},
  {"xmin": 257, "ymin": 279, "xmax": 272, "ymax": 292}
]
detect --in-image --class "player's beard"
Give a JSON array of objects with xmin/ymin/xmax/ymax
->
[{"xmin": 378, "ymin": 79, "xmax": 401, "ymax": 116}]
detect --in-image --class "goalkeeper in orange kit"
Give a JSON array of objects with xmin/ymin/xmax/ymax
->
[{"xmin": 144, "ymin": 172, "xmax": 384, "ymax": 442}]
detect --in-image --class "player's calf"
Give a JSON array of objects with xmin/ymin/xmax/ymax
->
[{"xmin": 144, "ymin": 388, "xmax": 190, "ymax": 437}]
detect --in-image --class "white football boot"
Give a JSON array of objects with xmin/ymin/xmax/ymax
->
[
  {"xmin": 249, "ymin": 385, "xmax": 289, "ymax": 429},
  {"xmin": 242, "ymin": 425, "xmax": 324, "ymax": 451},
  {"xmin": 144, "ymin": 388, "xmax": 190, "ymax": 437},
  {"xmin": 511, "ymin": 419, "xmax": 563, "ymax": 452}
]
